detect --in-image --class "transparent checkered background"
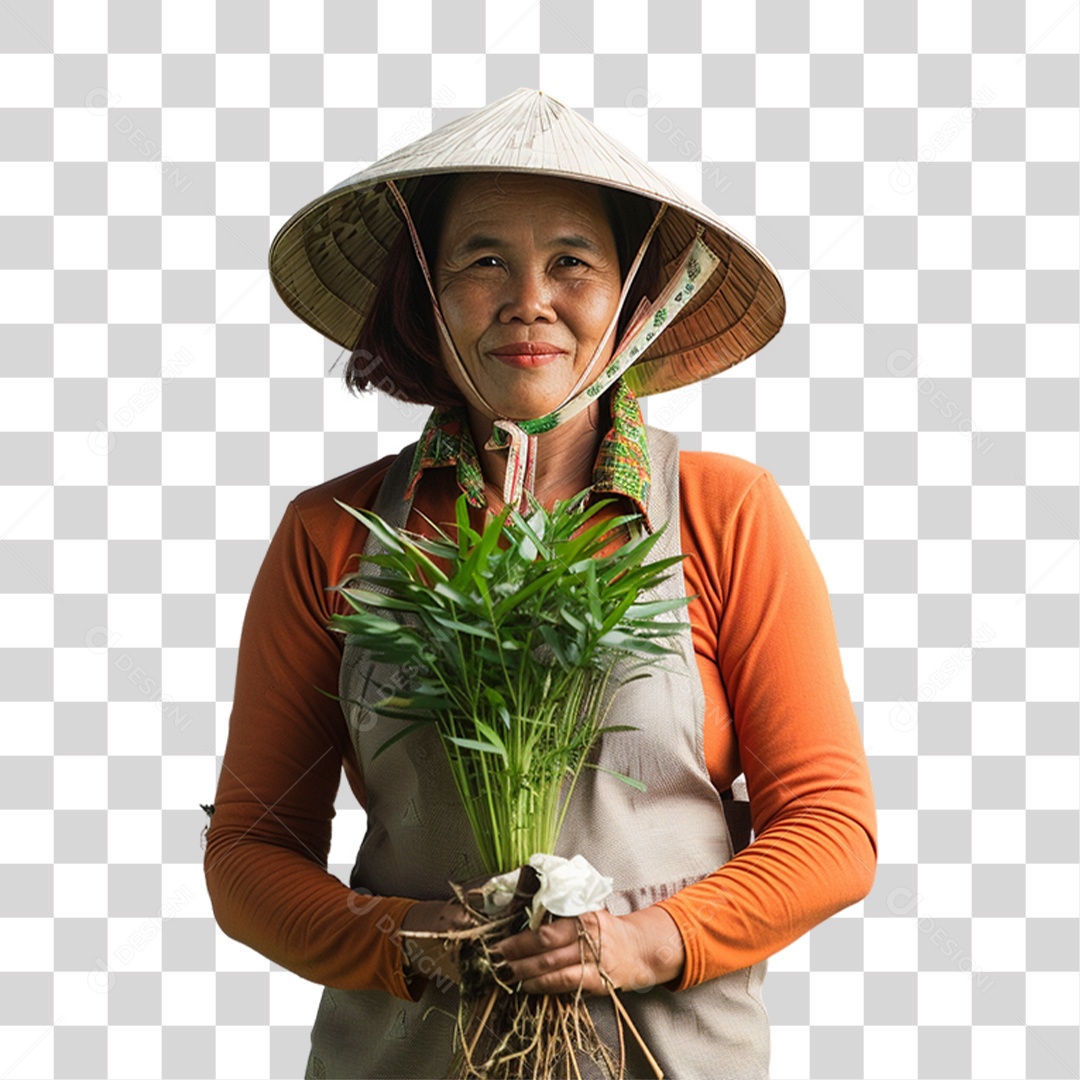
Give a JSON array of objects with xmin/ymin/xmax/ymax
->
[{"xmin": 2, "ymin": 1, "xmax": 1079, "ymax": 1077}]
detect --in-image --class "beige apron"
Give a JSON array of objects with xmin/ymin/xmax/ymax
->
[{"xmin": 305, "ymin": 425, "xmax": 770, "ymax": 1079}]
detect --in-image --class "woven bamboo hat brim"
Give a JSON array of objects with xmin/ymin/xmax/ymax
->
[{"xmin": 268, "ymin": 87, "xmax": 785, "ymax": 398}]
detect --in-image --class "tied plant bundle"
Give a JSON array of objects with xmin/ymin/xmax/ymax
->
[{"xmin": 326, "ymin": 489, "xmax": 692, "ymax": 1079}]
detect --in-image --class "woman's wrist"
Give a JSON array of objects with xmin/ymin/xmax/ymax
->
[{"xmin": 624, "ymin": 905, "xmax": 687, "ymax": 987}]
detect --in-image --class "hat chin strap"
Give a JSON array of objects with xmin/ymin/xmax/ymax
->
[{"xmin": 384, "ymin": 178, "xmax": 667, "ymax": 514}]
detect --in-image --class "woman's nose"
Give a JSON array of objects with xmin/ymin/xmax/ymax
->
[{"xmin": 498, "ymin": 268, "xmax": 557, "ymax": 323}]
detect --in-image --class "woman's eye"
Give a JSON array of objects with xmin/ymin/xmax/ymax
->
[
  {"xmin": 557, "ymin": 256, "xmax": 585, "ymax": 267},
  {"xmin": 472, "ymin": 256, "xmax": 501, "ymax": 268}
]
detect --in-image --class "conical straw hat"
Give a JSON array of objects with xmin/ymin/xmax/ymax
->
[{"xmin": 268, "ymin": 87, "xmax": 785, "ymax": 398}]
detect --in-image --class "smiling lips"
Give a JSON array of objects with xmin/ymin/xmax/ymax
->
[{"xmin": 487, "ymin": 341, "xmax": 567, "ymax": 368}]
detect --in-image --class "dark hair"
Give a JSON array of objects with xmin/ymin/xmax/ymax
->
[{"xmin": 344, "ymin": 173, "xmax": 666, "ymax": 407}]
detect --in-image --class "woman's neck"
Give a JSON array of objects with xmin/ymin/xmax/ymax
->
[{"xmin": 464, "ymin": 398, "xmax": 607, "ymax": 512}]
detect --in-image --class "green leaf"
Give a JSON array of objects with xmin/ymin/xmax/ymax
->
[
  {"xmin": 371, "ymin": 719, "xmax": 434, "ymax": 759},
  {"xmin": 584, "ymin": 762, "xmax": 648, "ymax": 792}
]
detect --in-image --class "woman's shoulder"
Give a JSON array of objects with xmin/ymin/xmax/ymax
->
[{"xmin": 677, "ymin": 449, "xmax": 773, "ymax": 509}]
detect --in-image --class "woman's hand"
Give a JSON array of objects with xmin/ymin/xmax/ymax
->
[
  {"xmin": 399, "ymin": 899, "xmax": 476, "ymax": 986},
  {"xmin": 492, "ymin": 905, "xmax": 686, "ymax": 996}
]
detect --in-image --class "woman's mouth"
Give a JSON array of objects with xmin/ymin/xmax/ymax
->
[{"xmin": 487, "ymin": 343, "xmax": 566, "ymax": 369}]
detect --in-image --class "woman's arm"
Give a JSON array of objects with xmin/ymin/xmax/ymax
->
[{"xmin": 203, "ymin": 486, "xmax": 422, "ymax": 1001}]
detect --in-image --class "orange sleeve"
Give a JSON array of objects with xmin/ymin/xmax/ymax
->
[
  {"xmin": 202, "ymin": 475, "xmax": 421, "ymax": 1002},
  {"xmin": 656, "ymin": 460, "xmax": 878, "ymax": 990}
]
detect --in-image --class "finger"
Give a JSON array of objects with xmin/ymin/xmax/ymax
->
[
  {"xmin": 519, "ymin": 962, "xmax": 606, "ymax": 997},
  {"xmin": 493, "ymin": 918, "xmax": 579, "ymax": 961}
]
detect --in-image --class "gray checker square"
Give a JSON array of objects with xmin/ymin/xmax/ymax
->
[
  {"xmin": 163, "ymin": 270, "xmax": 216, "ymax": 323},
  {"xmin": 700, "ymin": 161, "xmax": 756, "ymax": 217},
  {"xmin": 829, "ymin": 594, "xmax": 863, "ymax": 647},
  {"xmin": 54, "ymin": 377, "xmax": 108, "ymax": 432},
  {"xmin": 1027, "ymin": 704, "xmax": 1080, "ymax": 756},
  {"xmin": 0, "ymin": 216, "xmax": 50, "ymax": 270},
  {"xmin": 217, "ymin": 541, "xmax": 267, "ymax": 594},
  {"xmin": 53, "ymin": 593, "xmax": 107, "ymax": 648},
  {"xmin": 270, "ymin": 54, "xmax": 324, "ymax": 107},
  {"xmin": 55, "ymin": 163, "xmax": 108, "ymax": 216},
  {"xmin": 54, "ymin": 703, "xmax": 107, "ymax": 755},
  {"xmin": 216, "ymin": 110, "xmax": 270, "ymax": 161},
  {"xmin": 918, "ymin": 1028, "xmax": 970, "ymax": 1079},
  {"xmin": 865, "ymin": 973, "xmax": 917, "ymax": 1024},
  {"xmin": 809, "ymin": 378, "xmax": 863, "ymax": 431},
  {"xmin": 1027, "ymin": 163, "xmax": 1080, "ymax": 215},
  {"xmin": 1027, "ymin": 594, "xmax": 1080, "ymax": 647},
  {"xmin": 109, "ymin": 972, "xmax": 162, "ymax": 1025},
  {"xmin": 918, "ymin": 916, "xmax": 974, "ymax": 971},
  {"xmin": 270, "ymin": 162, "xmax": 327, "ymax": 215},
  {"xmin": 162, "ymin": 161, "xmax": 216, "ymax": 216},
  {"xmin": 216, "ymin": 217, "xmax": 267, "ymax": 271},
  {"xmin": 324, "ymin": 433, "xmax": 379, "ymax": 483},
  {"xmin": 164, "ymin": 808, "xmax": 212, "ymax": 862},
  {"xmin": 864, "ymin": 647, "xmax": 917, "ymax": 700},
  {"xmin": 163, "ymin": 486, "xmax": 215, "ymax": 539},
  {"xmin": 324, "ymin": 109, "xmax": 378, "ymax": 162},
  {"xmin": 217, "ymin": 972, "xmax": 270, "ymax": 1025},
  {"xmin": 163, "ymin": 55, "xmax": 216, "ymax": 107},
  {"xmin": 1, "ymin": 867, "xmax": 52, "ymax": 917},
  {"xmin": 864, "ymin": 1, "xmax": 917, "ymax": 52},
  {"xmin": 1, "ymin": 650, "xmax": 52, "ymax": 700},
  {"xmin": 594, "ymin": 55, "xmax": 649, "ymax": 109},
  {"xmin": 540, "ymin": 0, "xmax": 593, "ymax": 52},
  {"xmin": 108, "ymin": 757, "xmax": 162, "ymax": 809},
  {"xmin": 918, "ymin": 271, "xmax": 971, "ymax": 323},
  {"xmin": 55, "ymin": 809, "xmax": 108, "ymax": 863},
  {"xmin": 918, "ymin": 703, "xmax": 972, "ymax": 756},
  {"xmin": 918, "ymin": 487, "xmax": 971, "ymax": 539},
  {"xmin": 1, "ymin": 537, "xmax": 52, "ymax": 591},
  {"xmin": 972, "ymin": 539, "xmax": 1025, "ymax": 593},
  {"xmin": 1028, "ymin": 810, "xmax": 1080, "ymax": 863},
  {"xmin": 756, "ymin": 216, "xmax": 808, "ymax": 270},
  {"xmin": 1026, "ymin": 486, "xmax": 1079, "ymax": 539},
  {"xmin": 972, "ymin": 109, "xmax": 1026, "ymax": 161},
  {"xmin": 864, "ymin": 109, "xmax": 917, "ymax": 161},
  {"xmin": 972, "ymin": 647, "xmax": 1025, "ymax": 701},
  {"xmin": 701, "ymin": 378, "xmax": 755, "ymax": 432},
  {"xmin": 865, "ymin": 540, "xmax": 918, "ymax": 593},
  {"xmin": 759, "ymin": 971, "xmax": 808, "ymax": 1024},
  {"xmin": 431, "ymin": 0, "xmax": 484, "ymax": 53},
  {"xmin": 809, "ymin": 163, "xmax": 863, "ymax": 215},
  {"xmin": 972, "ymin": 432, "xmax": 1025, "ymax": 485},
  {"xmin": 703, "ymin": 54, "xmax": 756, "ymax": 107},
  {"xmin": 972, "ymin": 0, "xmax": 1026, "ymax": 52},
  {"xmin": 647, "ymin": 3, "xmax": 701, "ymax": 52},
  {"xmin": 54, "ymin": 1027, "xmax": 107, "ymax": 1080},
  {"xmin": 108, "ymin": 216, "xmax": 162, "ymax": 270},
  {"xmin": 919, "ymin": 55, "xmax": 972, "ymax": 107},
  {"xmin": 162, "ymin": 702, "xmax": 215, "ymax": 756},
  {"xmin": 1028, "ymin": 270, "xmax": 1080, "ymax": 324},
  {"xmin": 270, "ymin": 378, "xmax": 324, "ymax": 431},
  {"xmin": 917, "ymin": 162, "xmax": 972, "ymax": 215},
  {"xmin": 972, "ymin": 971, "xmax": 1025, "ymax": 1024},
  {"xmin": 1027, "ymin": 378, "xmax": 1080, "ymax": 431},
  {"xmin": 163, "ymin": 594, "xmax": 216, "ymax": 647},
  {"xmin": 972, "ymin": 323, "xmax": 1024, "ymax": 377},
  {"xmin": 812, "ymin": 490, "xmax": 859, "ymax": 540},
  {"xmin": 756, "ymin": 322, "xmax": 808, "ymax": 377},
  {"xmin": 217, "ymin": 433, "xmax": 270, "ymax": 484},
  {"xmin": 972, "ymin": 756, "xmax": 1026, "ymax": 810},
  {"xmin": 809, "ymin": 271, "xmax": 863, "ymax": 323},
  {"xmin": 648, "ymin": 109, "xmax": 703, "ymax": 162},
  {"xmin": 0, "ymin": 756, "xmax": 52, "ymax": 809},
  {"xmin": 55, "ymin": 918, "xmax": 107, "ymax": 971},
  {"xmin": 972, "ymin": 216, "xmax": 1025, "ymax": 270},
  {"xmin": 865, "ymin": 216, "xmax": 917, "ymax": 269},
  {"xmin": 217, "ymin": 0, "xmax": 269, "ymax": 51},
  {"xmin": 108, "ymin": 0, "xmax": 160, "ymax": 51},
  {"xmin": 218, "ymin": 324, "xmax": 270, "ymax": 377},
  {"xmin": 756, "ymin": 432, "xmax": 810, "ymax": 486},
  {"xmin": 868, "ymin": 757, "xmax": 915, "ymax": 810},
  {"xmin": 378, "ymin": 55, "xmax": 432, "ymax": 108},
  {"xmin": 756, "ymin": 109, "xmax": 808, "ymax": 161},
  {"xmin": 163, "ymin": 379, "xmax": 215, "ymax": 432},
  {"xmin": 919, "ymin": 810, "xmax": 972, "ymax": 861},
  {"xmin": 809, "ymin": 55, "xmax": 862, "ymax": 107},
  {"xmin": 918, "ymin": 594, "xmax": 972, "ymax": 647},
  {"xmin": 0, "ymin": 0, "xmax": 52, "ymax": 51},
  {"xmin": 809, "ymin": 1026, "xmax": 863, "ymax": 1080},
  {"xmin": 756, "ymin": 0, "xmax": 809, "ymax": 52},
  {"xmin": 54, "ymin": 53, "xmax": 107, "ymax": 107},
  {"xmin": 1028, "ymin": 919, "xmax": 1080, "ymax": 971},
  {"xmin": 1029, "ymin": 1028, "xmax": 1080, "ymax": 1079},
  {"xmin": 973, "ymin": 865, "xmax": 1025, "ymax": 916},
  {"xmin": 108, "ymin": 432, "xmax": 162, "ymax": 485},
  {"xmin": 486, "ymin": 57, "xmax": 542, "ymax": 106},
  {"xmin": 864, "ymin": 323, "xmax": 917, "ymax": 379},
  {"xmin": 1027, "ymin": 54, "xmax": 1080, "ymax": 107},
  {"xmin": 865, "ymin": 433, "xmax": 917, "ymax": 485},
  {"xmin": 807, "ymin": 917, "xmax": 864, "ymax": 971},
  {"xmin": 163, "ymin": 1026, "xmax": 215, "ymax": 1080},
  {"xmin": 0, "ymin": 109, "xmax": 52, "ymax": 162},
  {"xmin": 109, "ymin": 864, "xmax": 164, "ymax": 916},
  {"xmin": 54, "ymin": 270, "xmax": 107, "ymax": 323}
]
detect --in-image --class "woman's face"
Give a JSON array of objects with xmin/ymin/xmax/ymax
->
[{"xmin": 433, "ymin": 173, "xmax": 623, "ymax": 421}]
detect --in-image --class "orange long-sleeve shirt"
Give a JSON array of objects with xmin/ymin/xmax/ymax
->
[{"xmin": 203, "ymin": 448, "xmax": 877, "ymax": 1001}]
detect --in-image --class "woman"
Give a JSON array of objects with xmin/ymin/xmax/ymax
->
[{"xmin": 204, "ymin": 89, "xmax": 878, "ymax": 1079}]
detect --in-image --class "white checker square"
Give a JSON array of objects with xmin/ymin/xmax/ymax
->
[
  {"xmin": 212, "ymin": 163, "xmax": 269, "ymax": 220},
  {"xmin": 808, "ymin": 539, "xmax": 863, "ymax": 593},
  {"xmin": 701, "ymin": 430, "xmax": 757, "ymax": 461},
  {"xmin": 52, "ymin": 539, "xmax": 108, "ymax": 593},
  {"xmin": 270, "ymin": 107, "xmax": 325, "ymax": 162},
  {"xmin": 324, "ymin": 378, "xmax": 379, "ymax": 433},
  {"xmin": 268, "ymin": 325, "xmax": 324, "ymax": 377},
  {"xmin": 215, "ymin": 593, "xmax": 248, "ymax": 649},
  {"xmin": 162, "ymin": 756, "xmax": 217, "ymax": 810},
  {"xmin": 1027, "ymin": 648, "xmax": 1080, "ymax": 707},
  {"xmin": 216, "ymin": 268, "xmax": 271, "ymax": 325},
  {"xmin": 808, "ymin": 432, "xmax": 864, "ymax": 485},
  {"xmin": 864, "ymin": 594, "xmax": 918, "ymax": 647},
  {"xmin": 269, "ymin": 0, "xmax": 324, "ymax": 52},
  {"xmin": 53, "ymin": 756, "xmax": 108, "ymax": 811},
  {"xmin": 216, "ymin": 485, "xmax": 270, "ymax": 541},
  {"xmin": 915, "ymin": 107, "xmax": 974, "ymax": 166},
  {"xmin": 863, "ymin": 270, "xmax": 919, "ymax": 324},
  {"xmin": 917, "ymin": 540, "xmax": 972, "ymax": 593},
  {"xmin": 1029, "ymin": 973, "xmax": 1080, "ymax": 1027},
  {"xmin": 0, "ymin": 377, "xmax": 52, "ymax": 432},
  {"xmin": 810, "ymin": 108, "xmax": 864, "ymax": 163},
  {"xmin": 913, "ymin": 325, "xmax": 972, "ymax": 378},
  {"xmin": 971, "ymin": 377, "xmax": 1026, "ymax": 432},
  {"xmin": 970, "ymin": 702, "xmax": 1025, "ymax": 755},
  {"xmin": 108, "ymin": 1028, "xmax": 162, "ymax": 1080},
  {"xmin": 161, "ymin": 647, "xmax": 217, "ymax": 700},
  {"xmin": 55, "ymin": 325, "xmax": 110, "ymax": 380},
  {"xmin": 1026, "ymin": 865, "xmax": 1080, "ymax": 919},
  {"xmin": 755, "ymin": 375, "xmax": 809, "ymax": 430},
  {"xmin": 756, "ymin": 162, "xmax": 811, "ymax": 215},
  {"xmin": 0, "ymin": 55, "xmax": 52, "ymax": 107},
  {"xmin": 700, "ymin": 108, "xmax": 756, "ymax": 164},
  {"xmin": 864, "ymin": 1028, "xmax": 920, "ymax": 1080},
  {"xmin": 1025, "ymin": 539, "xmax": 1080, "ymax": 596},
  {"xmin": 808, "ymin": 972, "xmax": 865, "ymax": 1026},
  {"xmin": 0, "ymin": 164, "xmax": 53, "ymax": 215},
  {"xmin": 863, "ymin": 376, "xmax": 917, "ymax": 432},
  {"xmin": 645, "ymin": 382, "xmax": 702, "ymax": 432},
  {"xmin": 431, "ymin": 56, "xmax": 485, "ymax": 112},
  {"xmin": 970, "ymin": 593, "xmax": 1024, "ymax": 647},
  {"xmin": 970, "ymin": 915, "xmax": 1026, "ymax": 970},
  {"xmin": 808, "ymin": 325, "xmax": 864, "ymax": 374},
  {"xmin": 971, "ymin": 55, "xmax": 1026, "ymax": 110},
  {"xmin": 53, "ymin": 106, "xmax": 108, "ymax": 163},
  {"xmin": 108, "ymin": 704, "xmax": 165, "ymax": 756},
  {"xmin": 160, "ymin": 869, "xmax": 209, "ymax": 916},
  {"xmin": 53, "ymin": 0, "xmax": 107, "ymax": 53},
  {"xmin": 864, "ymin": 163, "xmax": 920, "ymax": 216},
  {"xmin": 160, "ymin": 540, "xmax": 217, "ymax": 593},
  {"xmin": 862, "ymin": 701, "xmax": 919, "ymax": 757},
  {"xmin": 108, "ymin": 810, "xmax": 163, "ymax": 863},
  {"xmin": 108, "ymin": 916, "xmax": 164, "ymax": 971},
  {"xmin": 809, "ymin": 0, "xmax": 863, "ymax": 51},
  {"xmin": 755, "ymin": 54, "xmax": 808, "ymax": 109},
  {"xmin": 971, "ymin": 809, "xmax": 1026, "ymax": 864},
  {"xmin": 161, "ymin": 214, "xmax": 215, "ymax": 270},
  {"xmin": 269, "ymin": 431, "xmax": 325, "ymax": 485},
  {"xmin": 918, "ymin": 863, "xmax": 973, "ymax": 917},
  {"xmin": 539, "ymin": 56, "xmax": 597, "ymax": 108},
  {"xmin": 0, "ymin": 917, "xmax": 52, "ymax": 970},
  {"xmin": 53, "ymin": 970, "xmax": 110, "ymax": 1026},
  {"xmin": 647, "ymin": 54, "xmax": 703, "ymax": 108},
  {"xmin": 0, "ymin": 706, "xmax": 53, "ymax": 755},
  {"xmin": 107, "ymin": 487, "xmax": 164, "ymax": 542},
  {"xmin": 1, "ymin": 485, "xmax": 53, "ymax": 542},
  {"xmin": 918, "ymin": 215, "xmax": 972, "ymax": 270},
  {"xmin": 700, "ymin": 0, "xmax": 754, "ymax": 51},
  {"xmin": 1026, "ymin": 106, "xmax": 1080, "ymax": 163},
  {"xmin": 270, "ymin": 970, "xmax": 324, "ymax": 1026},
  {"xmin": 1026, "ymin": 0, "xmax": 1080, "ymax": 52},
  {"xmin": 917, "ymin": 0, "xmax": 972, "ymax": 51},
  {"xmin": 769, "ymin": 933, "xmax": 810, "ymax": 973},
  {"xmin": 810, "ymin": 213, "xmax": 864, "ymax": 270},
  {"xmin": 864, "ymin": 55, "xmax": 919, "ymax": 109},
  {"xmin": 54, "ymin": 865, "xmax": 108, "ymax": 916},
  {"xmin": 107, "ymin": 55, "xmax": 163, "ymax": 108},
  {"xmin": 161, "ymin": 433, "xmax": 216, "ymax": 486},
  {"xmin": 107, "ymin": 376, "xmax": 162, "ymax": 433},
  {"xmin": 323, "ymin": 53, "xmax": 379, "ymax": 108},
  {"xmin": 107, "ymin": 594, "xmax": 164, "ymax": 650},
  {"xmin": 1027, "ymin": 432, "xmax": 1080, "ymax": 487},
  {"xmin": 917, "ymin": 973, "xmax": 972, "ymax": 1025},
  {"xmin": 1026, "ymin": 216, "xmax": 1080, "ymax": 271},
  {"xmin": 216, "ymin": 377, "xmax": 270, "ymax": 432},
  {"xmin": 971, "ymin": 486, "xmax": 1026, "ymax": 540},
  {"xmin": 216, "ymin": 1028, "xmax": 270, "ymax": 1080},
  {"xmin": 107, "ymin": 162, "xmax": 164, "ymax": 216},
  {"xmin": 107, "ymin": 268, "xmax": 162, "ymax": 325},
  {"xmin": 213, "ymin": 924, "xmax": 274, "ymax": 971},
  {"xmin": 0, "ymin": 269, "xmax": 52, "ymax": 324},
  {"xmin": 917, "ymin": 645, "xmax": 974, "ymax": 702},
  {"xmin": 216, "ymin": 55, "xmax": 271, "ymax": 109},
  {"xmin": 971, "ymin": 269, "xmax": 1026, "ymax": 324},
  {"xmin": 864, "ymin": 486, "xmax": 915, "ymax": 540},
  {"xmin": 160, "ymin": 107, "xmax": 216, "ymax": 164},
  {"xmin": 1023, "ymin": 327, "xmax": 1080, "ymax": 385},
  {"xmin": 864, "ymin": 911, "xmax": 919, "ymax": 970},
  {"xmin": 162, "ymin": 0, "xmax": 216, "ymax": 52},
  {"xmin": 918, "ymin": 755, "xmax": 973, "ymax": 810},
  {"xmin": 163, "ymin": 971, "xmax": 217, "ymax": 1026},
  {"xmin": 53, "ymin": 646, "xmax": 109, "ymax": 703},
  {"xmin": 970, "ymin": 162, "xmax": 1026, "ymax": 216},
  {"xmin": 918, "ymin": 431, "xmax": 972, "ymax": 486},
  {"xmin": 377, "ymin": 0, "xmax": 432, "ymax": 52}
]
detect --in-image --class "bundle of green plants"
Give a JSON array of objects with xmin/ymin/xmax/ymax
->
[{"xmin": 325, "ymin": 488, "xmax": 692, "ymax": 1079}]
